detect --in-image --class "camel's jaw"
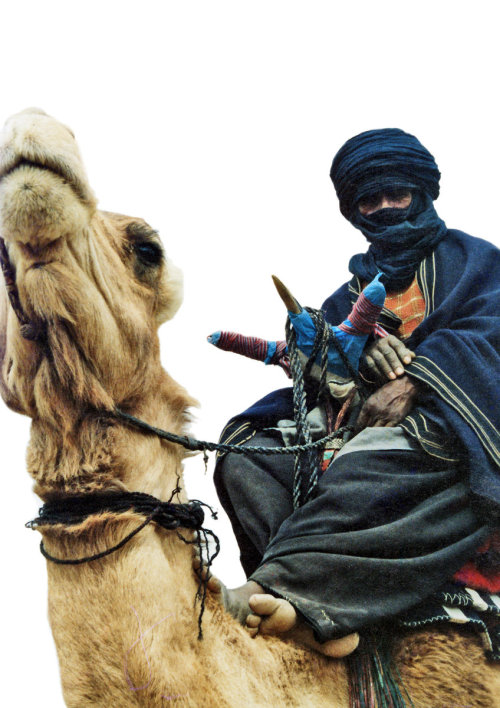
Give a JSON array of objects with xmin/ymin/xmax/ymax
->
[{"xmin": 0, "ymin": 109, "xmax": 97, "ymax": 249}]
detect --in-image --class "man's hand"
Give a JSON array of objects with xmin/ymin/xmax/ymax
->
[
  {"xmin": 362, "ymin": 334, "xmax": 415, "ymax": 382},
  {"xmin": 356, "ymin": 375, "xmax": 421, "ymax": 430}
]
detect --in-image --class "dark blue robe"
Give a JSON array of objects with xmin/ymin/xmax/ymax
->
[{"xmin": 219, "ymin": 229, "xmax": 500, "ymax": 517}]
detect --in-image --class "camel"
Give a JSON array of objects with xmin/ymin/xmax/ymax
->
[{"xmin": 0, "ymin": 108, "xmax": 499, "ymax": 707}]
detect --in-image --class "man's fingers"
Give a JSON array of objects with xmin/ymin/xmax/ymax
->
[
  {"xmin": 363, "ymin": 354, "xmax": 380, "ymax": 379},
  {"xmin": 365, "ymin": 335, "xmax": 416, "ymax": 380},
  {"xmin": 364, "ymin": 353, "xmax": 393, "ymax": 381},
  {"xmin": 385, "ymin": 335, "xmax": 415, "ymax": 366},
  {"xmin": 356, "ymin": 375, "xmax": 419, "ymax": 431},
  {"xmin": 376, "ymin": 342, "xmax": 405, "ymax": 376},
  {"xmin": 371, "ymin": 349, "xmax": 398, "ymax": 380}
]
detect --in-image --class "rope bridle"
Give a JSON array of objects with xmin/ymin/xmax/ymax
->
[
  {"xmin": 26, "ymin": 490, "xmax": 220, "ymax": 640},
  {"xmin": 1, "ymin": 233, "xmax": 366, "ymax": 637}
]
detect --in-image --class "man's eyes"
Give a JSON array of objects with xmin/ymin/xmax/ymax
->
[
  {"xmin": 360, "ymin": 190, "xmax": 410, "ymax": 206},
  {"xmin": 386, "ymin": 189, "xmax": 411, "ymax": 200},
  {"xmin": 360, "ymin": 194, "xmax": 381, "ymax": 208}
]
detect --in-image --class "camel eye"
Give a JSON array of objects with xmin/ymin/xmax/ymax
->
[{"xmin": 133, "ymin": 241, "xmax": 163, "ymax": 267}]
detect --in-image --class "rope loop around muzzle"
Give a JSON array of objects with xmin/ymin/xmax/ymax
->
[{"xmin": 0, "ymin": 237, "xmax": 46, "ymax": 341}]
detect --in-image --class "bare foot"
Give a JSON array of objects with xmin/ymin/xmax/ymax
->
[
  {"xmin": 192, "ymin": 556, "xmax": 358, "ymax": 657},
  {"xmin": 248, "ymin": 594, "xmax": 359, "ymax": 658},
  {"xmin": 192, "ymin": 554, "xmax": 266, "ymax": 620}
]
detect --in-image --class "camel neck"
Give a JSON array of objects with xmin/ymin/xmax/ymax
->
[
  {"xmin": 29, "ymin": 386, "xmax": 192, "ymax": 501},
  {"xmin": 43, "ymin": 513, "xmax": 203, "ymax": 705}
]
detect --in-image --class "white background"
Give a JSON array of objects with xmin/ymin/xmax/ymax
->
[{"xmin": 1, "ymin": 1, "xmax": 499, "ymax": 705}]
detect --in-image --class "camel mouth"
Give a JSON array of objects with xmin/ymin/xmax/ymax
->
[
  {"xmin": 0, "ymin": 156, "xmax": 89, "ymax": 203},
  {"xmin": 3, "ymin": 158, "xmax": 54, "ymax": 176}
]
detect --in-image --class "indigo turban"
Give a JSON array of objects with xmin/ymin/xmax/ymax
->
[{"xmin": 330, "ymin": 128, "xmax": 441, "ymax": 219}]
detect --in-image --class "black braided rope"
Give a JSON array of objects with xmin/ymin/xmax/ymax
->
[
  {"xmin": 37, "ymin": 508, "xmax": 160, "ymax": 565},
  {"xmin": 0, "ymin": 236, "xmax": 46, "ymax": 341},
  {"xmin": 114, "ymin": 408, "xmax": 354, "ymax": 456},
  {"xmin": 287, "ymin": 308, "xmax": 329, "ymax": 508},
  {"xmin": 301, "ymin": 309, "xmax": 332, "ymax": 505},
  {"xmin": 286, "ymin": 318, "xmax": 314, "ymax": 509},
  {"xmin": 114, "ymin": 307, "xmax": 367, "ymax": 512},
  {"xmin": 286, "ymin": 307, "xmax": 370, "ymax": 509},
  {"xmin": 26, "ymin": 491, "xmax": 220, "ymax": 640}
]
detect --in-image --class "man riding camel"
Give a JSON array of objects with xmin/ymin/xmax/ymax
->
[{"xmin": 205, "ymin": 128, "xmax": 500, "ymax": 658}]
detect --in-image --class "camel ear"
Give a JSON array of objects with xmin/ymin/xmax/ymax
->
[{"xmin": 156, "ymin": 259, "xmax": 184, "ymax": 324}]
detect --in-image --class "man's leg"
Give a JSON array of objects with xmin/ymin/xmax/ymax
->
[
  {"xmin": 214, "ymin": 427, "xmax": 489, "ymax": 646},
  {"xmin": 249, "ymin": 428, "xmax": 488, "ymax": 641},
  {"xmin": 214, "ymin": 432, "xmax": 295, "ymax": 576},
  {"xmin": 213, "ymin": 432, "xmax": 360, "ymax": 656}
]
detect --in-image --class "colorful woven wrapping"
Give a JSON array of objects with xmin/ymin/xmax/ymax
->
[{"xmin": 207, "ymin": 331, "xmax": 291, "ymax": 377}]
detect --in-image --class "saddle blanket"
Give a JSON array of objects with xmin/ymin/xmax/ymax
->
[{"xmin": 398, "ymin": 583, "xmax": 500, "ymax": 660}]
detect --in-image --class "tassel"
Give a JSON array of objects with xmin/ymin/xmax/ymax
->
[{"xmin": 346, "ymin": 631, "xmax": 413, "ymax": 708}]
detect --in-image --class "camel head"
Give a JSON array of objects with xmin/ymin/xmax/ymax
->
[{"xmin": 0, "ymin": 109, "xmax": 187, "ymax": 491}]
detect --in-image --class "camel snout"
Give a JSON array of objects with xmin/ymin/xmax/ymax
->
[
  {"xmin": 0, "ymin": 109, "xmax": 97, "ymax": 250},
  {"xmin": 0, "ymin": 109, "xmax": 96, "ymax": 205}
]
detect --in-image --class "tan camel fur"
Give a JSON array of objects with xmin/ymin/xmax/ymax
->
[{"xmin": 0, "ymin": 109, "xmax": 499, "ymax": 707}]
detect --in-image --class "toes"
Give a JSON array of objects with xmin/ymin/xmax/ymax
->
[
  {"xmin": 245, "ymin": 626, "xmax": 259, "ymax": 638},
  {"xmin": 260, "ymin": 604, "xmax": 297, "ymax": 634},
  {"xmin": 245, "ymin": 613, "xmax": 262, "ymax": 639},
  {"xmin": 249, "ymin": 594, "xmax": 297, "ymax": 634},
  {"xmin": 248, "ymin": 593, "xmax": 280, "ymax": 615},
  {"xmin": 320, "ymin": 632, "xmax": 360, "ymax": 658},
  {"xmin": 206, "ymin": 575, "xmax": 222, "ymax": 593},
  {"xmin": 245, "ymin": 613, "xmax": 262, "ymax": 629}
]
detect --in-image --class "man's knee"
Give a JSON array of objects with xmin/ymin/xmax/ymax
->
[{"xmin": 214, "ymin": 452, "xmax": 246, "ymax": 509}]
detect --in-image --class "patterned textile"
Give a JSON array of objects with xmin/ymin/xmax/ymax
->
[
  {"xmin": 398, "ymin": 582, "xmax": 500, "ymax": 660},
  {"xmin": 207, "ymin": 331, "xmax": 291, "ymax": 377},
  {"xmin": 289, "ymin": 273, "xmax": 387, "ymax": 385},
  {"xmin": 384, "ymin": 276, "xmax": 426, "ymax": 340},
  {"xmin": 453, "ymin": 530, "xmax": 500, "ymax": 592},
  {"xmin": 337, "ymin": 274, "xmax": 388, "ymax": 338},
  {"xmin": 385, "ymin": 276, "xmax": 499, "ymax": 592}
]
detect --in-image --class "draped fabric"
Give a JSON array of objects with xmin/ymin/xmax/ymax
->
[
  {"xmin": 219, "ymin": 230, "xmax": 500, "ymax": 516},
  {"xmin": 216, "ymin": 430, "xmax": 488, "ymax": 640},
  {"xmin": 322, "ymin": 230, "xmax": 500, "ymax": 513}
]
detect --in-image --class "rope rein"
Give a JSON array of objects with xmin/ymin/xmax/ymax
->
[
  {"xmin": 114, "ymin": 407, "xmax": 355, "ymax": 456},
  {"xmin": 0, "ymin": 233, "xmax": 360, "ymax": 461},
  {"xmin": 2, "ymin": 234, "xmax": 368, "ymax": 638}
]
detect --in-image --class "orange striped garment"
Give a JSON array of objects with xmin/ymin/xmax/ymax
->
[{"xmin": 384, "ymin": 276, "xmax": 426, "ymax": 339}]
